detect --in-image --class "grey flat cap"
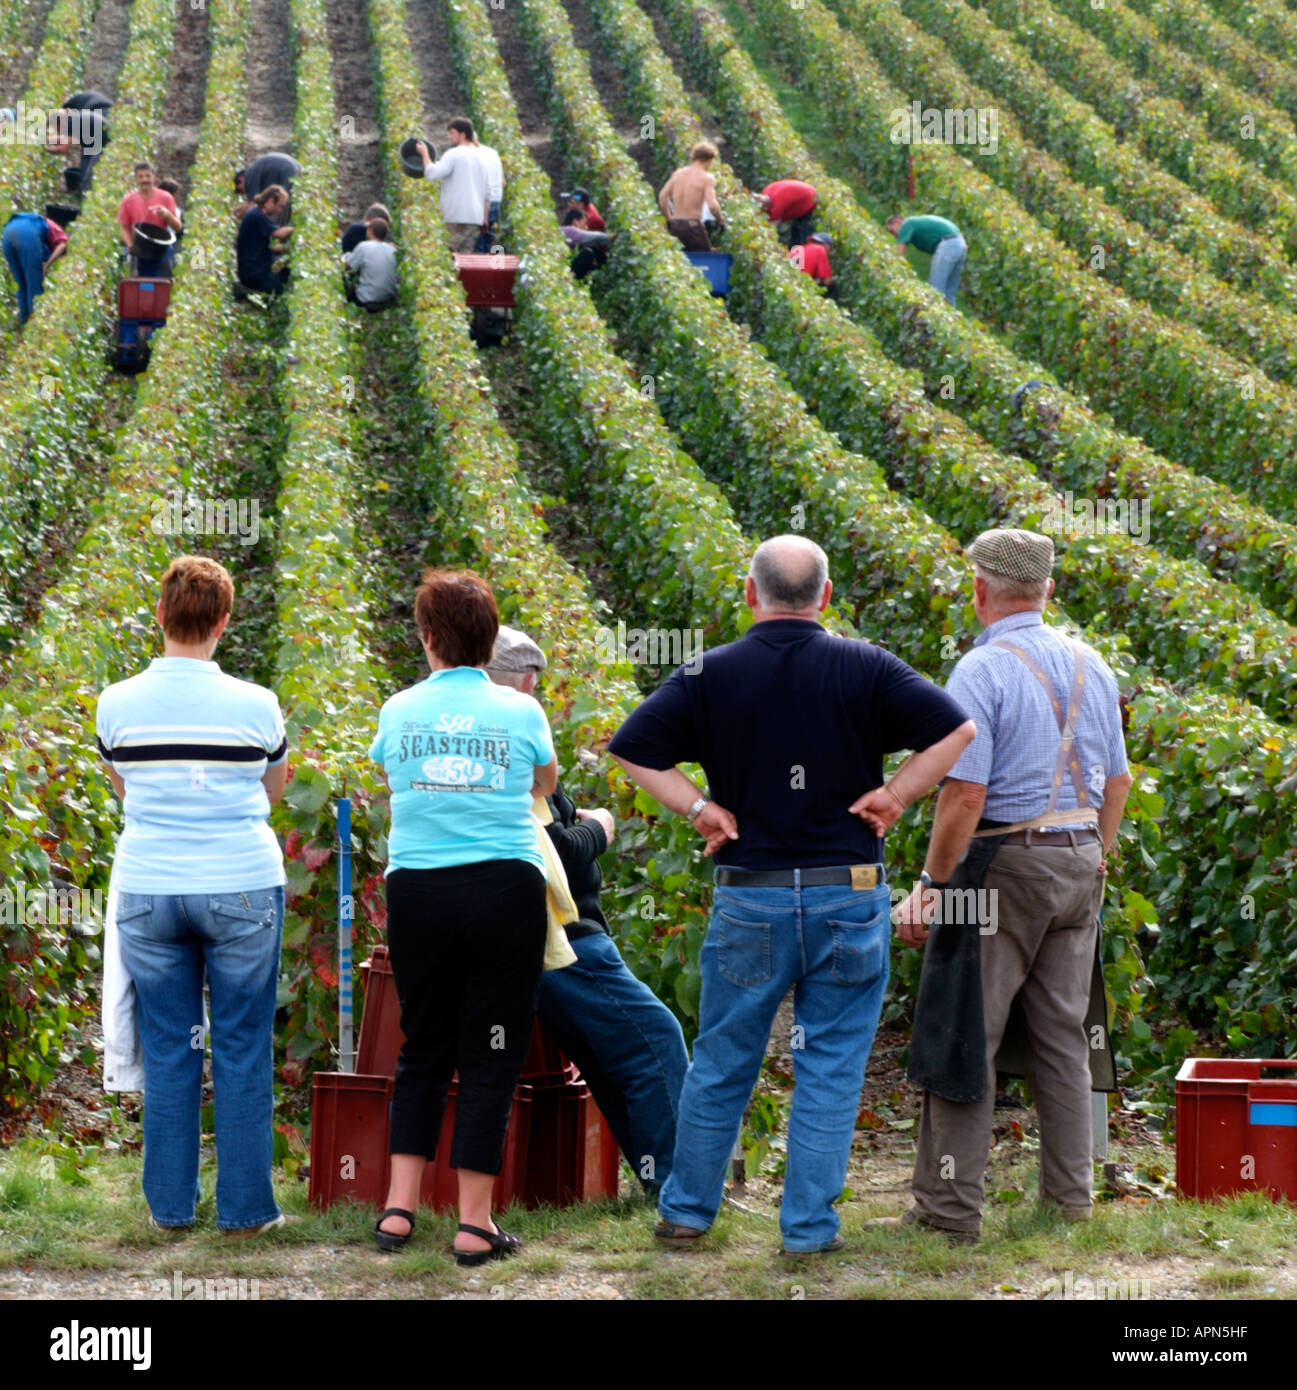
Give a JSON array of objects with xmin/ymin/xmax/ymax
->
[
  {"xmin": 489, "ymin": 624, "xmax": 547, "ymax": 673},
  {"xmin": 966, "ymin": 527, "xmax": 1054, "ymax": 583}
]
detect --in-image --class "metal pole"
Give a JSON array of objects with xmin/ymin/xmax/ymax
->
[
  {"xmin": 1091, "ymin": 1090, "xmax": 1108, "ymax": 1162},
  {"xmin": 337, "ymin": 796, "xmax": 354, "ymax": 1073}
]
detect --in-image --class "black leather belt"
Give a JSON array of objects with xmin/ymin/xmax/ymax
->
[{"xmin": 715, "ymin": 864, "xmax": 886, "ymax": 889}]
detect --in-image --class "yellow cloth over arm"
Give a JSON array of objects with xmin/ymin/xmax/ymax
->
[{"xmin": 532, "ymin": 796, "xmax": 578, "ymax": 971}]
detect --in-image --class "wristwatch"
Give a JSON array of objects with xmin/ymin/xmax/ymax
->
[
  {"xmin": 686, "ymin": 795, "xmax": 709, "ymax": 824},
  {"xmin": 919, "ymin": 870, "xmax": 948, "ymax": 891}
]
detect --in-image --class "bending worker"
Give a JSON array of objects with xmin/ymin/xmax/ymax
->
[
  {"xmin": 753, "ymin": 179, "xmax": 817, "ymax": 246},
  {"xmin": 2, "ymin": 210, "xmax": 68, "ymax": 322},
  {"xmin": 886, "ymin": 212, "xmax": 967, "ymax": 309}
]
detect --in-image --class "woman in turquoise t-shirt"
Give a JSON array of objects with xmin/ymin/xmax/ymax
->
[{"xmin": 369, "ymin": 570, "xmax": 557, "ymax": 1264}]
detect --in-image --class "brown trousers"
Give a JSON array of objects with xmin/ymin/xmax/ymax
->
[
  {"xmin": 445, "ymin": 222, "xmax": 482, "ymax": 254},
  {"xmin": 667, "ymin": 218, "xmax": 712, "ymax": 252},
  {"xmin": 911, "ymin": 838, "xmax": 1103, "ymax": 1233}
]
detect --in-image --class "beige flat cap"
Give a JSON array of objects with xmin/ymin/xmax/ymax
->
[
  {"xmin": 489, "ymin": 624, "xmax": 548, "ymax": 673},
  {"xmin": 965, "ymin": 527, "xmax": 1055, "ymax": 583}
]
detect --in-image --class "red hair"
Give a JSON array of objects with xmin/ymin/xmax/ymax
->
[
  {"xmin": 159, "ymin": 556, "xmax": 234, "ymax": 643},
  {"xmin": 414, "ymin": 569, "xmax": 499, "ymax": 667}
]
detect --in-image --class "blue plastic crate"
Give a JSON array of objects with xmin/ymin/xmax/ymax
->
[{"xmin": 684, "ymin": 251, "xmax": 732, "ymax": 297}]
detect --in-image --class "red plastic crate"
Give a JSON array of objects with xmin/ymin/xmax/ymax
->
[
  {"xmin": 356, "ymin": 945, "xmax": 402, "ymax": 1077},
  {"xmin": 523, "ymin": 1082, "xmax": 621, "ymax": 1207},
  {"xmin": 357, "ymin": 945, "xmax": 577, "ymax": 1087},
  {"xmin": 117, "ymin": 276, "xmax": 170, "ymax": 322},
  {"xmin": 308, "ymin": 1072, "xmax": 392, "ymax": 1209},
  {"xmin": 520, "ymin": 1021, "xmax": 580, "ymax": 1087},
  {"xmin": 308, "ymin": 1071, "xmax": 533, "ymax": 1213},
  {"xmin": 350, "ymin": 947, "xmax": 619, "ymax": 1207},
  {"xmin": 453, "ymin": 253, "xmax": 518, "ymax": 307},
  {"xmin": 1175, "ymin": 1058, "xmax": 1297, "ymax": 1202}
]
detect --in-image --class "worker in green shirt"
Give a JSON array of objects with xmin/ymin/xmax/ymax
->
[{"xmin": 886, "ymin": 213, "xmax": 967, "ymax": 309}]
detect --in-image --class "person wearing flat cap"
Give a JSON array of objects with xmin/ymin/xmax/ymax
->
[
  {"xmin": 874, "ymin": 527, "xmax": 1132, "ymax": 1243},
  {"xmin": 485, "ymin": 626, "xmax": 690, "ymax": 1198}
]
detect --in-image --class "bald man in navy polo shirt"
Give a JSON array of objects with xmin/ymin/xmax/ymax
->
[{"xmin": 609, "ymin": 535, "xmax": 975, "ymax": 1254}]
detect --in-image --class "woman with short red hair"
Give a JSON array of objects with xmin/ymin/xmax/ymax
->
[
  {"xmin": 97, "ymin": 556, "xmax": 289, "ymax": 1235},
  {"xmin": 369, "ymin": 570, "xmax": 558, "ymax": 1263}
]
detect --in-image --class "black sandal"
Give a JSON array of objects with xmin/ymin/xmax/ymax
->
[
  {"xmin": 374, "ymin": 1207, "xmax": 416, "ymax": 1251},
  {"xmin": 452, "ymin": 1221, "xmax": 522, "ymax": 1267}
]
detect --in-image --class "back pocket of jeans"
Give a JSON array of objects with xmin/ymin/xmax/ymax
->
[
  {"xmin": 828, "ymin": 910, "xmax": 888, "ymax": 986},
  {"xmin": 716, "ymin": 912, "xmax": 772, "ymax": 987},
  {"xmin": 210, "ymin": 891, "xmax": 278, "ymax": 928},
  {"xmin": 116, "ymin": 892, "xmax": 152, "ymax": 922}
]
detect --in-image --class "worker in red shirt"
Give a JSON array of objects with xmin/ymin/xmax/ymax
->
[
  {"xmin": 117, "ymin": 161, "xmax": 181, "ymax": 276},
  {"xmin": 754, "ymin": 179, "xmax": 817, "ymax": 245},
  {"xmin": 789, "ymin": 231, "xmax": 833, "ymax": 287}
]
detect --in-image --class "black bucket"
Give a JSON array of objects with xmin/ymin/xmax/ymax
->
[
  {"xmin": 45, "ymin": 203, "xmax": 80, "ymax": 229},
  {"xmin": 399, "ymin": 137, "xmax": 436, "ymax": 177},
  {"xmin": 131, "ymin": 220, "xmax": 175, "ymax": 259}
]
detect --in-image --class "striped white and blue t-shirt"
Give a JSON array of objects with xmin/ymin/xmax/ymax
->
[{"xmin": 96, "ymin": 658, "xmax": 289, "ymax": 893}]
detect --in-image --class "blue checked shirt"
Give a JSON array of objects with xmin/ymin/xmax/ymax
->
[{"xmin": 945, "ymin": 612, "xmax": 1127, "ymax": 826}]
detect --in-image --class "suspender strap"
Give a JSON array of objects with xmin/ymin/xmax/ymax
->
[{"xmin": 967, "ymin": 638, "xmax": 1098, "ymax": 839}]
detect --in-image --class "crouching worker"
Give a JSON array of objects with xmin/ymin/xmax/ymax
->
[
  {"xmin": 342, "ymin": 217, "xmax": 397, "ymax": 313},
  {"xmin": 561, "ymin": 208, "xmax": 611, "ymax": 280},
  {"xmin": 789, "ymin": 231, "xmax": 832, "ymax": 285},
  {"xmin": 235, "ymin": 186, "xmax": 293, "ymax": 299},
  {"xmin": 486, "ymin": 627, "xmax": 689, "ymax": 1197}
]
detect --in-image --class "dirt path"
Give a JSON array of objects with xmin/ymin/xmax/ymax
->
[
  {"xmin": 559, "ymin": 0, "xmax": 659, "ymax": 184},
  {"xmin": 244, "ymin": 0, "xmax": 295, "ymax": 157},
  {"xmin": 479, "ymin": 3, "xmax": 565, "ymax": 191},
  {"xmin": 80, "ymin": 0, "xmax": 136, "ymax": 102},
  {"xmin": 0, "ymin": 0, "xmax": 58, "ymax": 101},
  {"xmin": 153, "ymin": 0, "xmax": 210, "ymax": 195},
  {"xmin": 323, "ymin": 0, "xmax": 382, "ymax": 219},
  {"xmin": 403, "ymin": 0, "xmax": 470, "ymax": 139},
  {"xmin": 641, "ymin": 0, "xmax": 726, "ymax": 145}
]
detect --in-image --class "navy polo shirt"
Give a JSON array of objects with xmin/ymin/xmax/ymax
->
[
  {"xmin": 236, "ymin": 206, "xmax": 278, "ymax": 285},
  {"xmin": 607, "ymin": 619, "xmax": 970, "ymax": 869}
]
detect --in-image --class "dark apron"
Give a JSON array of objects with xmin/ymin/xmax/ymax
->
[{"xmin": 906, "ymin": 836, "xmax": 1116, "ymax": 1104}]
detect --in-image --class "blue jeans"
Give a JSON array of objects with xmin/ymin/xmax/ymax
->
[
  {"xmin": 3, "ymin": 215, "xmax": 48, "ymax": 322},
  {"xmin": 537, "ymin": 931, "xmax": 689, "ymax": 1193},
  {"xmin": 116, "ymin": 887, "xmax": 284, "ymax": 1229},
  {"xmin": 930, "ymin": 233, "xmax": 967, "ymax": 308},
  {"xmin": 136, "ymin": 243, "xmax": 175, "ymax": 278},
  {"xmin": 658, "ymin": 876, "xmax": 891, "ymax": 1251},
  {"xmin": 475, "ymin": 200, "xmax": 502, "ymax": 252}
]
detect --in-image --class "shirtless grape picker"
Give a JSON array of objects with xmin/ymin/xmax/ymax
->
[{"xmin": 658, "ymin": 141, "xmax": 725, "ymax": 251}]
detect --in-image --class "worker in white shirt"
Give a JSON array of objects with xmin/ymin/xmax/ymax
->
[
  {"xmin": 473, "ymin": 135, "xmax": 504, "ymax": 252},
  {"xmin": 416, "ymin": 118, "xmax": 490, "ymax": 255}
]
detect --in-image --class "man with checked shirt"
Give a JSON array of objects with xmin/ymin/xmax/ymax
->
[{"xmin": 882, "ymin": 528, "xmax": 1132, "ymax": 1241}]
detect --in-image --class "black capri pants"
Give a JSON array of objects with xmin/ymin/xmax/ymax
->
[{"xmin": 385, "ymin": 859, "xmax": 547, "ymax": 1174}]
